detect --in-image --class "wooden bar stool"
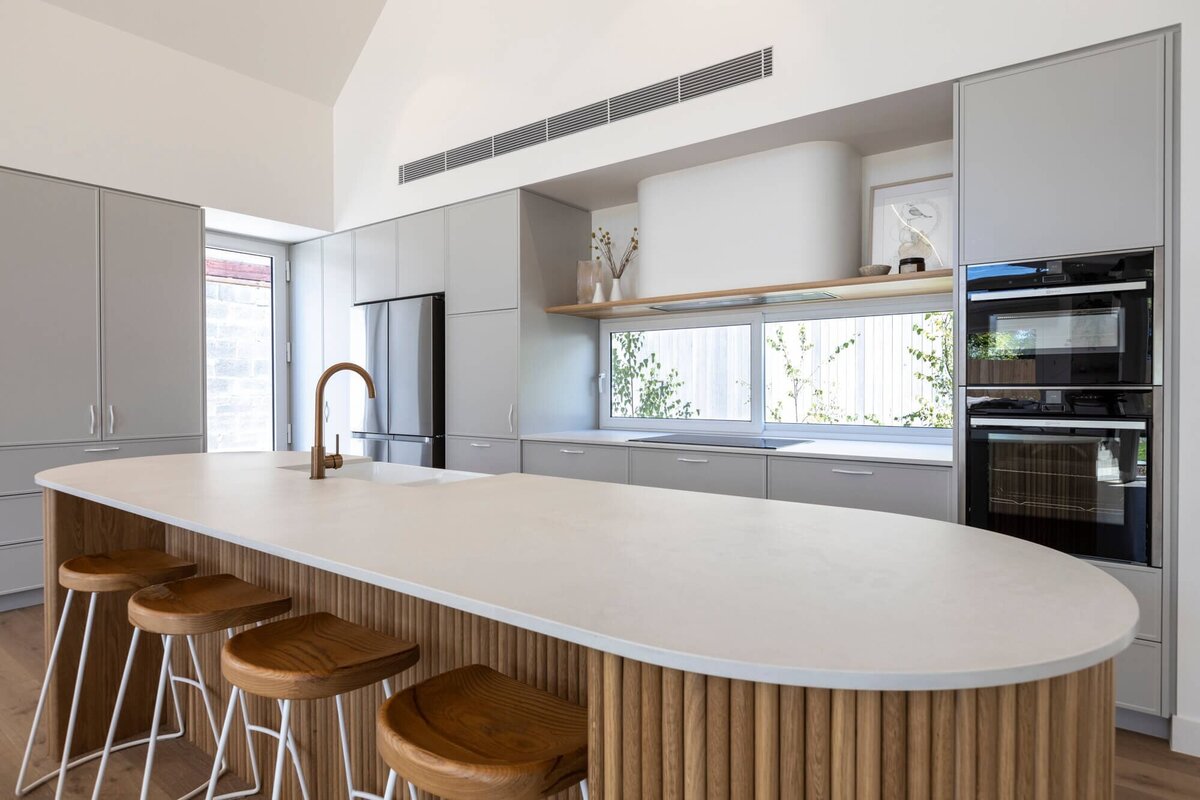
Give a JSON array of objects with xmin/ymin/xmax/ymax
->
[
  {"xmin": 204, "ymin": 612, "xmax": 421, "ymax": 800},
  {"xmin": 91, "ymin": 573, "xmax": 293, "ymax": 800},
  {"xmin": 16, "ymin": 548, "xmax": 198, "ymax": 800},
  {"xmin": 376, "ymin": 664, "xmax": 589, "ymax": 800}
]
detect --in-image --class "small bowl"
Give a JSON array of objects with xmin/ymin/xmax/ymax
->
[{"xmin": 858, "ymin": 264, "xmax": 892, "ymax": 277}]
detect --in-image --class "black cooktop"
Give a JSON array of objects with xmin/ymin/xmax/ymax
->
[{"xmin": 631, "ymin": 434, "xmax": 810, "ymax": 450}]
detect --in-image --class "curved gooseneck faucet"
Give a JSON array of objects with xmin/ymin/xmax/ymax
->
[{"xmin": 311, "ymin": 362, "xmax": 376, "ymax": 479}]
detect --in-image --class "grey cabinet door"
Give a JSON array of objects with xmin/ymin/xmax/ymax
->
[
  {"xmin": 0, "ymin": 171, "xmax": 100, "ymax": 445},
  {"xmin": 446, "ymin": 310, "xmax": 519, "ymax": 438},
  {"xmin": 322, "ymin": 232, "xmax": 355, "ymax": 452},
  {"xmin": 290, "ymin": 239, "xmax": 322, "ymax": 451},
  {"xmin": 445, "ymin": 192, "xmax": 519, "ymax": 314},
  {"xmin": 630, "ymin": 448, "xmax": 766, "ymax": 498},
  {"xmin": 521, "ymin": 441, "xmax": 629, "ymax": 483},
  {"xmin": 445, "ymin": 436, "xmax": 520, "ymax": 474},
  {"xmin": 960, "ymin": 36, "xmax": 1165, "ymax": 264},
  {"xmin": 354, "ymin": 220, "xmax": 397, "ymax": 304},
  {"xmin": 100, "ymin": 191, "xmax": 203, "ymax": 440},
  {"xmin": 768, "ymin": 457, "xmax": 953, "ymax": 521},
  {"xmin": 397, "ymin": 208, "xmax": 446, "ymax": 298}
]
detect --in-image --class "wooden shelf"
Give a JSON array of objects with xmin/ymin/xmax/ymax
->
[{"xmin": 545, "ymin": 268, "xmax": 954, "ymax": 319}]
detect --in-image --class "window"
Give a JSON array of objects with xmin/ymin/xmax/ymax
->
[
  {"xmin": 764, "ymin": 310, "xmax": 953, "ymax": 429},
  {"xmin": 599, "ymin": 299, "xmax": 952, "ymax": 437}
]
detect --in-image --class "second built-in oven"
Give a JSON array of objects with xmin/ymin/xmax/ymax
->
[
  {"xmin": 964, "ymin": 249, "xmax": 1158, "ymax": 386},
  {"xmin": 965, "ymin": 388, "xmax": 1160, "ymax": 566}
]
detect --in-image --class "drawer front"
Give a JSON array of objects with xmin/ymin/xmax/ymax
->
[
  {"xmin": 1116, "ymin": 639, "xmax": 1162, "ymax": 716},
  {"xmin": 768, "ymin": 457, "xmax": 953, "ymax": 521},
  {"xmin": 446, "ymin": 436, "xmax": 520, "ymax": 475},
  {"xmin": 0, "ymin": 493, "xmax": 42, "ymax": 546},
  {"xmin": 0, "ymin": 540, "xmax": 44, "ymax": 596},
  {"xmin": 0, "ymin": 437, "xmax": 204, "ymax": 496},
  {"xmin": 522, "ymin": 442, "xmax": 629, "ymax": 484},
  {"xmin": 630, "ymin": 448, "xmax": 766, "ymax": 498},
  {"xmin": 1091, "ymin": 562, "xmax": 1162, "ymax": 641}
]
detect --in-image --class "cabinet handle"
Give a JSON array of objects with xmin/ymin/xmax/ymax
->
[
  {"xmin": 107, "ymin": 405, "xmax": 115, "ymax": 435},
  {"xmin": 508, "ymin": 404, "xmax": 514, "ymax": 433},
  {"xmin": 677, "ymin": 457, "xmax": 709, "ymax": 464},
  {"xmin": 560, "ymin": 449, "xmax": 585, "ymax": 455},
  {"xmin": 83, "ymin": 446, "xmax": 121, "ymax": 453},
  {"xmin": 470, "ymin": 442, "xmax": 492, "ymax": 448},
  {"xmin": 88, "ymin": 405, "xmax": 96, "ymax": 436},
  {"xmin": 831, "ymin": 468, "xmax": 874, "ymax": 476}
]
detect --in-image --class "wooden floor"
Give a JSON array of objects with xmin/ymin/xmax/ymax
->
[{"xmin": 2, "ymin": 604, "xmax": 1199, "ymax": 799}]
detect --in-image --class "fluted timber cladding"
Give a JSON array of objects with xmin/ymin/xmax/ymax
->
[{"xmin": 166, "ymin": 525, "xmax": 1114, "ymax": 800}]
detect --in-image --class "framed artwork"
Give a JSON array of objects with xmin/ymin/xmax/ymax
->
[{"xmin": 869, "ymin": 175, "xmax": 953, "ymax": 270}]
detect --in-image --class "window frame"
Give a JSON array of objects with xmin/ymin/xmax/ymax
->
[
  {"xmin": 597, "ymin": 294, "xmax": 953, "ymax": 442},
  {"xmin": 599, "ymin": 310, "xmax": 763, "ymax": 433}
]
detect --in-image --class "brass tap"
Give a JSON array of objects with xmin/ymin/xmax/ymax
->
[{"xmin": 311, "ymin": 362, "xmax": 376, "ymax": 479}]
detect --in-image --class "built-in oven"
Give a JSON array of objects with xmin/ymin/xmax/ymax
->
[
  {"xmin": 965, "ymin": 388, "xmax": 1160, "ymax": 566},
  {"xmin": 964, "ymin": 249, "xmax": 1158, "ymax": 386}
]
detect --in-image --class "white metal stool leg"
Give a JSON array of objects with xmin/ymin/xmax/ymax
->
[
  {"xmin": 54, "ymin": 591, "xmax": 98, "ymax": 800},
  {"xmin": 335, "ymin": 678, "xmax": 402, "ymax": 800},
  {"xmin": 140, "ymin": 634, "xmax": 176, "ymax": 800},
  {"xmin": 269, "ymin": 700, "xmax": 293, "ymax": 800},
  {"xmin": 15, "ymin": 588, "xmax": 76, "ymax": 796},
  {"xmin": 204, "ymin": 685, "xmax": 310, "ymax": 800},
  {"xmin": 580, "ymin": 778, "xmax": 590, "ymax": 800}
]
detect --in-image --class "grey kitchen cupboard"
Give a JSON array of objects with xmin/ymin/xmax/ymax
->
[
  {"xmin": 0, "ymin": 541, "xmax": 44, "ymax": 598},
  {"xmin": 321, "ymin": 232, "xmax": 355, "ymax": 453},
  {"xmin": 1116, "ymin": 639, "xmax": 1163, "ymax": 716},
  {"xmin": 521, "ymin": 441, "xmax": 629, "ymax": 483},
  {"xmin": 0, "ymin": 170, "xmax": 100, "ymax": 446},
  {"xmin": 768, "ymin": 456, "xmax": 953, "ymax": 521},
  {"xmin": 445, "ymin": 436, "xmax": 520, "ymax": 474},
  {"xmin": 959, "ymin": 34, "xmax": 1167, "ymax": 264},
  {"xmin": 445, "ymin": 192, "xmax": 519, "ymax": 314},
  {"xmin": 101, "ymin": 191, "xmax": 204, "ymax": 440},
  {"xmin": 353, "ymin": 219, "xmax": 397, "ymax": 304},
  {"xmin": 630, "ymin": 448, "xmax": 766, "ymax": 498},
  {"xmin": 397, "ymin": 208, "xmax": 446, "ymax": 298},
  {"xmin": 0, "ymin": 494, "xmax": 41, "ymax": 547},
  {"xmin": 289, "ymin": 238, "xmax": 323, "ymax": 451},
  {"xmin": 446, "ymin": 310, "xmax": 520, "ymax": 439},
  {"xmin": 0, "ymin": 437, "xmax": 205, "ymax": 497}
]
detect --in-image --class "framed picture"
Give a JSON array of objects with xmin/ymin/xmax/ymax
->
[{"xmin": 869, "ymin": 175, "xmax": 953, "ymax": 270}]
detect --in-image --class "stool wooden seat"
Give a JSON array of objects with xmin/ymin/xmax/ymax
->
[
  {"xmin": 58, "ymin": 548, "xmax": 196, "ymax": 593},
  {"xmin": 128, "ymin": 573, "xmax": 292, "ymax": 635},
  {"xmin": 221, "ymin": 612, "xmax": 420, "ymax": 700},
  {"xmin": 376, "ymin": 664, "xmax": 588, "ymax": 800}
]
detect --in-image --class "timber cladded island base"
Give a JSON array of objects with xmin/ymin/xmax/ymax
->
[{"xmin": 42, "ymin": 492, "xmax": 1115, "ymax": 799}]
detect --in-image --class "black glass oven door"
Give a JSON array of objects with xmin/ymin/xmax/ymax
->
[
  {"xmin": 966, "ymin": 417, "xmax": 1151, "ymax": 565},
  {"xmin": 965, "ymin": 282, "xmax": 1152, "ymax": 385}
]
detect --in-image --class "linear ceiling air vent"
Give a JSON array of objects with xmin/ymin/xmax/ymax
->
[
  {"xmin": 402, "ymin": 152, "xmax": 446, "ymax": 182},
  {"xmin": 548, "ymin": 101, "xmax": 609, "ymax": 139},
  {"xmin": 494, "ymin": 120, "xmax": 548, "ymax": 156},
  {"xmin": 681, "ymin": 50, "xmax": 768, "ymax": 101},
  {"xmin": 447, "ymin": 138, "xmax": 493, "ymax": 170},
  {"xmin": 397, "ymin": 47, "xmax": 774, "ymax": 184}
]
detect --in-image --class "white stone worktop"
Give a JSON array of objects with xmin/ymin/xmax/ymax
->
[
  {"xmin": 37, "ymin": 451, "xmax": 1135, "ymax": 690},
  {"xmin": 521, "ymin": 429, "xmax": 954, "ymax": 466}
]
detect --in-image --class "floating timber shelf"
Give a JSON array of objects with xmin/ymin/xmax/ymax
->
[{"xmin": 545, "ymin": 268, "xmax": 954, "ymax": 320}]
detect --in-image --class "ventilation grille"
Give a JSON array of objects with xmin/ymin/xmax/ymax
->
[{"xmin": 398, "ymin": 46, "xmax": 774, "ymax": 184}]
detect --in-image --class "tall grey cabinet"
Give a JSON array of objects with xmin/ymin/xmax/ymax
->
[{"xmin": 0, "ymin": 168, "xmax": 205, "ymax": 609}]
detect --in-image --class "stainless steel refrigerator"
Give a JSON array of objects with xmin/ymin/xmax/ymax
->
[{"xmin": 350, "ymin": 294, "xmax": 445, "ymax": 466}]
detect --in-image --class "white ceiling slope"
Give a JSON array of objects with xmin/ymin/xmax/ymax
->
[{"xmin": 39, "ymin": 0, "xmax": 386, "ymax": 104}]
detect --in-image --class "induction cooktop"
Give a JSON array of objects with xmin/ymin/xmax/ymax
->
[{"xmin": 631, "ymin": 434, "xmax": 811, "ymax": 450}]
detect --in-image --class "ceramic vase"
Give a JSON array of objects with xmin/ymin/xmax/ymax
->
[
  {"xmin": 610, "ymin": 277, "xmax": 624, "ymax": 302},
  {"xmin": 592, "ymin": 281, "xmax": 606, "ymax": 303}
]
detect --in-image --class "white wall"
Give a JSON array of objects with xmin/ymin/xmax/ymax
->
[
  {"xmin": 635, "ymin": 142, "xmax": 861, "ymax": 297},
  {"xmin": 337, "ymin": 0, "xmax": 1200, "ymax": 754},
  {"xmin": 0, "ymin": 0, "xmax": 332, "ymax": 229}
]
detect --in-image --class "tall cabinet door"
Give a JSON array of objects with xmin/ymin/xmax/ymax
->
[
  {"xmin": 321, "ymin": 232, "xmax": 356, "ymax": 454},
  {"xmin": 445, "ymin": 192, "xmax": 519, "ymax": 314},
  {"xmin": 353, "ymin": 220, "xmax": 397, "ymax": 304},
  {"xmin": 289, "ymin": 239, "xmax": 323, "ymax": 450},
  {"xmin": 397, "ymin": 208, "xmax": 445, "ymax": 297},
  {"xmin": 446, "ymin": 310, "xmax": 519, "ymax": 438},
  {"xmin": 100, "ymin": 191, "xmax": 203, "ymax": 440},
  {"xmin": 0, "ymin": 171, "xmax": 100, "ymax": 445}
]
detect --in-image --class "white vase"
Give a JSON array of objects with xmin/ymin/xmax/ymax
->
[
  {"xmin": 592, "ymin": 281, "xmax": 605, "ymax": 303},
  {"xmin": 610, "ymin": 277, "xmax": 624, "ymax": 302}
]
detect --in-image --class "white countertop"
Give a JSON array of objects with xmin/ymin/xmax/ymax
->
[
  {"xmin": 37, "ymin": 452, "xmax": 1135, "ymax": 690},
  {"xmin": 521, "ymin": 429, "xmax": 954, "ymax": 466}
]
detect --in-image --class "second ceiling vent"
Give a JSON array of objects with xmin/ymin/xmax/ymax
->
[{"xmin": 399, "ymin": 46, "xmax": 774, "ymax": 185}]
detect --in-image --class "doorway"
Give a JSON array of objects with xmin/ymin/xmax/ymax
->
[{"xmin": 204, "ymin": 233, "xmax": 289, "ymax": 451}]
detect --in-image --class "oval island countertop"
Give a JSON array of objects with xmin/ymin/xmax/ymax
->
[{"xmin": 36, "ymin": 451, "xmax": 1137, "ymax": 691}]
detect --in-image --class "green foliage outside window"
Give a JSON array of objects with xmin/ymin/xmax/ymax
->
[
  {"xmin": 610, "ymin": 330, "xmax": 699, "ymax": 419},
  {"xmin": 765, "ymin": 325, "xmax": 870, "ymax": 424},
  {"xmin": 898, "ymin": 311, "xmax": 955, "ymax": 428}
]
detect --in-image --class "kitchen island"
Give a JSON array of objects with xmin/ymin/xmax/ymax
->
[{"xmin": 36, "ymin": 452, "xmax": 1137, "ymax": 799}]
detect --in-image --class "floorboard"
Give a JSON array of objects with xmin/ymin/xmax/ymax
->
[{"xmin": 1, "ymin": 604, "xmax": 1198, "ymax": 798}]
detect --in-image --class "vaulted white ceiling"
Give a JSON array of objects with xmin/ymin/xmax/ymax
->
[{"xmin": 39, "ymin": 0, "xmax": 387, "ymax": 104}]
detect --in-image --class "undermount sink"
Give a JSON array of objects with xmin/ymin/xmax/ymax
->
[{"xmin": 280, "ymin": 461, "xmax": 484, "ymax": 487}]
